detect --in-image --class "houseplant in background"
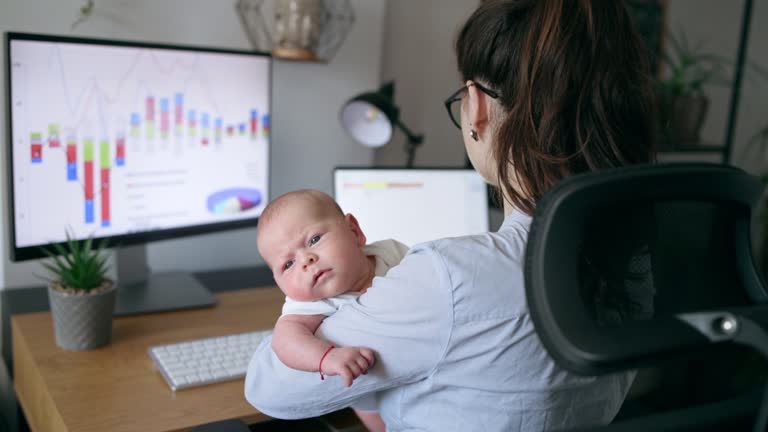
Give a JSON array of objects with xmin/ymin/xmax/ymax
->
[
  {"xmin": 40, "ymin": 232, "xmax": 116, "ymax": 350},
  {"xmin": 656, "ymin": 29, "xmax": 732, "ymax": 149}
]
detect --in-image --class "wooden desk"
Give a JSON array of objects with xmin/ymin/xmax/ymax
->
[{"xmin": 12, "ymin": 286, "xmax": 284, "ymax": 432}]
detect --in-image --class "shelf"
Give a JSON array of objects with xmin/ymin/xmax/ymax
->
[
  {"xmin": 659, "ymin": 145, "xmax": 727, "ymax": 154},
  {"xmin": 650, "ymin": 0, "xmax": 754, "ymax": 165}
]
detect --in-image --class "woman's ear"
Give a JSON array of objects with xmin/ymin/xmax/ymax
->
[
  {"xmin": 465, "ymin": 80, "xmax": 489, "ymax": 132},
  {"xmin": 345, "ymin": 214, "xmax": 367, "ymax": 247}
]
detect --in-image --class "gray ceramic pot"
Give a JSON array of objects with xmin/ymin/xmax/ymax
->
[{"xmin": 48, "ymin": 281, "xmax": 117, "ymax": 350}]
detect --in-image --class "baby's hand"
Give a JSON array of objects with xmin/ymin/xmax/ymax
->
[{"xmin": 321, "ymin": 347, "xmax": 375, "ymax": 387}]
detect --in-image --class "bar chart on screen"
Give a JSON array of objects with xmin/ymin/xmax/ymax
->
[{"xmin": 9, "ymin": 38, "xmax": 270, "ymax": 248}]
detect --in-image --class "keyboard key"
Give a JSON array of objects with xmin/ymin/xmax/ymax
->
[{"xmin": 149, "ymin": 329, "xmax": 272, "ymax": 391}]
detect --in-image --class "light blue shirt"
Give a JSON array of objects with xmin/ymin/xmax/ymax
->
[{"xmin": 245, "ymin": 211, "xmax": 634, "ymax": 431}]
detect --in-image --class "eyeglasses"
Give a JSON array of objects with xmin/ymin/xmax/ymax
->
[{"xmin": 444, "ymin": 82, "xmax": 500, "ymax": 129}]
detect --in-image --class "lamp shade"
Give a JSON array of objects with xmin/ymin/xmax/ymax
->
[
  {"xmin": 340, "ymin": 83, "xmax": 399, "ymax": 148},
  {"xmin": 340, "ymin": 82, "xmax": 424, "ymax": 168}
]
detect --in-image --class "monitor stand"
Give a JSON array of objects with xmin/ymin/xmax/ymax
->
[{"xmin": 113, "ymin": 244, "xmax": 217, "ymax": 316}]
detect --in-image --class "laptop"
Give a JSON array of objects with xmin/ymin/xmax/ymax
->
[{"xmin": 333, "ymin": 167, "xmax": 490, "ymax": 247}]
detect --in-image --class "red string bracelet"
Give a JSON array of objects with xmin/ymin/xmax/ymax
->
[{"xmin": 319, "ymin": 345, "xmax": 335, "ymax": 381}]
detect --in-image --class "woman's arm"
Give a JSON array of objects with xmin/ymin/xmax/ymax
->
[
  {"xmin": 245, "ymin": 247, "xmax": 452, "ymax": 419},
  {"xmin": 272, "ymin": 314, "xmax": 375, "ymax": 386}
]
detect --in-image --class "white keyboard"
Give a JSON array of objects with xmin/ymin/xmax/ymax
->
[{"xmin": 149, "ymin": 329, "xmax": 272, "ymax": 391}]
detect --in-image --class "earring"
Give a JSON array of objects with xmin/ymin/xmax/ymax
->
[
  {"xmin": 470, "ymin": 129, "xmax": 479, "ymax": 141},
  {"xmin": 468, "ymin": 122, "xmax": 479, "ymax": 142}
]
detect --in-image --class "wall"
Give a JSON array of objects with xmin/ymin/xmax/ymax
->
[
  {"xmin": 0, "ymin": 0, "xmax": 386, "ymax": 286},
  {"xmin": 374, "ymin": 1, "xmax": 475, "ymax": 168},
  {"xmin": 376, "ymin": 0, "xmax": 768, "ymax": 173},
  {"xmin": 664, "ymin": 0, "xmax": 768, "ymax": 173},
  {"xmin": 0, "ymin": 1, "xmax": 385, "ymax": 427}
]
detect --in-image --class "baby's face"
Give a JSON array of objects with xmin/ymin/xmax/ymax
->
[{"xmin": 258, "ymin": 199, "xmax": 371, "ymax": 302}]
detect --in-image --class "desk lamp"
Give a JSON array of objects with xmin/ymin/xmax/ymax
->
[{"xmin": 340, "ymin": 81, "xmax": 424, "ymax": 168}]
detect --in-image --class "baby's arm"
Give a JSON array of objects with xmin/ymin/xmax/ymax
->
[{"xmin": 272, "ymin": 314, "xmax": 375, "ymax": 386}]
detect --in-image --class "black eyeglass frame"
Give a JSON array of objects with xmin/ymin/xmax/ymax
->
[{"xmin": 444, "ymin": 82, "xmax": 500, "ymax": 129}]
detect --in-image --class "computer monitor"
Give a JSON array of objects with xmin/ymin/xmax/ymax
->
[
  {"xmin": 333, "ymin": 167, "xmax": 490, "ymax": 247},
  {"xmin": 6, "ymin": 32, "xmax": 271, "ymax": 314}
]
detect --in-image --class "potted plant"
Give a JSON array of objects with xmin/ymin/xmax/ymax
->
[
  {"xmin": 656, "ymin": 29, "xmax": 731, "ymax": 149},
  {"xmin": 40, "ymin": 232, "xmax": 117, "ymax": 350}
]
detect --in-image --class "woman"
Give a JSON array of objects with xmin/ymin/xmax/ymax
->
[{"xmin": 245, "ymin": 0, "xmax": 656, "ymax": 430}]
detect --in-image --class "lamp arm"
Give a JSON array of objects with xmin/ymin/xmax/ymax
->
[
  {"xmin": 395, "ymin": 119, "xmax": 424, "ymax": 145},
  {"xmin": 395, "ymin": 119, "xmax": 423, "ymax": 169}
]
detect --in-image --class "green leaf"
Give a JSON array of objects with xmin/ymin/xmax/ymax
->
[
  {"xmin": 50, "ymin": 254, "xmax": 70, "ymax": 275},
  {"xmin": 83, "ymin": 236, "xmax": 93, "ymax": 255},
  {"xmin": 657, "ymin": 26, "xmax": 746, "ymax": 96},
  {"xmin": 38, "ymin": 230, "xmax": 109, "ymax": 292},
  {"xmin": 661, "ymin": 51, "xmax": 681, "ymax": 72},
  {"xmin": 50, "ymin": 242, "xmax": 75, "ymax": 268},
  {"xmin": 748, "ymin": 60, "xmax": 768, "ymax": 81},
  {"xmin": 666, "ymin": 29, "xmax": 685, "ymax": 60},
  {"xmin": 40, "ymin": 262, "xmax": 62, "ymax": 278}
]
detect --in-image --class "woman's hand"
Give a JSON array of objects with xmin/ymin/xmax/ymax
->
[{"xmin": 321, "ymin": 347, "xmax": 376, "ymax": 386}]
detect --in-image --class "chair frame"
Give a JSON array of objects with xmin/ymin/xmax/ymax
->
[{"xmin": 525, "ymin": 163, "xmax": 768, "ymax": 431}]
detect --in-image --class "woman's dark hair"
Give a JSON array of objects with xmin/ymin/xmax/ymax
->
[{"xmin": 455, "ymin": 0, "xmax": 657, "ymax": 215}]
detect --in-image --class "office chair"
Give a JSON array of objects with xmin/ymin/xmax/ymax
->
[{"xmin": 525, "ymin": 162, "xmax": 768, "ymax": 431}]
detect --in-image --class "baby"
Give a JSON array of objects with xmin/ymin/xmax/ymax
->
[{"xmin": 256, "ymin": 189, "xmax": 408, "ymax": 431}]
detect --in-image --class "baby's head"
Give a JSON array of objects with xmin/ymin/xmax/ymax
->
[{"xmin": 257, "ymin": 189, "xmax": 373, "ymax": 301}]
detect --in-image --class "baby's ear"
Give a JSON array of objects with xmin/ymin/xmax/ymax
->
[{"xmin": 345, "ymin": 214, "xmax": 367, "ymax": 246}]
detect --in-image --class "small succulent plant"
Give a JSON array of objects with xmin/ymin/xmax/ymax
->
[{"xmin": 40, "ymin": 231, "xmax": 109, "ymax": 292}]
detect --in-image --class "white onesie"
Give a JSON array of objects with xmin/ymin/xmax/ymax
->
[{"xmin": 281, "ymin": 239, "xmax": 409, "ymax": 316}]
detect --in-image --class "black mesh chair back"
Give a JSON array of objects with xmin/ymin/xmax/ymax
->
[{"xmin": 525, "ymin": 163, "xmax": 768, "ymax": 431}]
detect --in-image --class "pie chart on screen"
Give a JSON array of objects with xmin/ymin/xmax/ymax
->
[{"xmin": 207, "ymin": 188, "xmax": 263, "ymax": 214}]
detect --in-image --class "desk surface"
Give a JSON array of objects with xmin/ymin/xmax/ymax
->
[{"xmin": 12, "ymin": 286, "xmax": 284, "ymax": 432}]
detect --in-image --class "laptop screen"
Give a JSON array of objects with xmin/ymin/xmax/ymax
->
[{"xmin": 333, "ymin": 168, "xmax": 490, "ymax": 247}]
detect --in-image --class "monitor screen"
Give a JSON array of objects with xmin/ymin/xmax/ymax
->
[
  {"xmin": 6, "ymin": 33, "xmax": 271, "ymax": 260},
  {"xmin": 333, "ymin": 168, "xmax": 490, "ymax": 247}
]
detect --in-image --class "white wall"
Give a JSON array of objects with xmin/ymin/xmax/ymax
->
[
  {"xmin": 0, "ymin": 0, "xmax": 384, "ymax": 427},
  {"xmin": 374, "ymin": 1, "xmax": 476, "ymax": 168},
  {"xmin": 377, "ymin": 0, "xmax": 768, "ymax": 173},
  {"xmin": 0, "ymin": 0, "xmax": 386, "ymax": 286}
]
